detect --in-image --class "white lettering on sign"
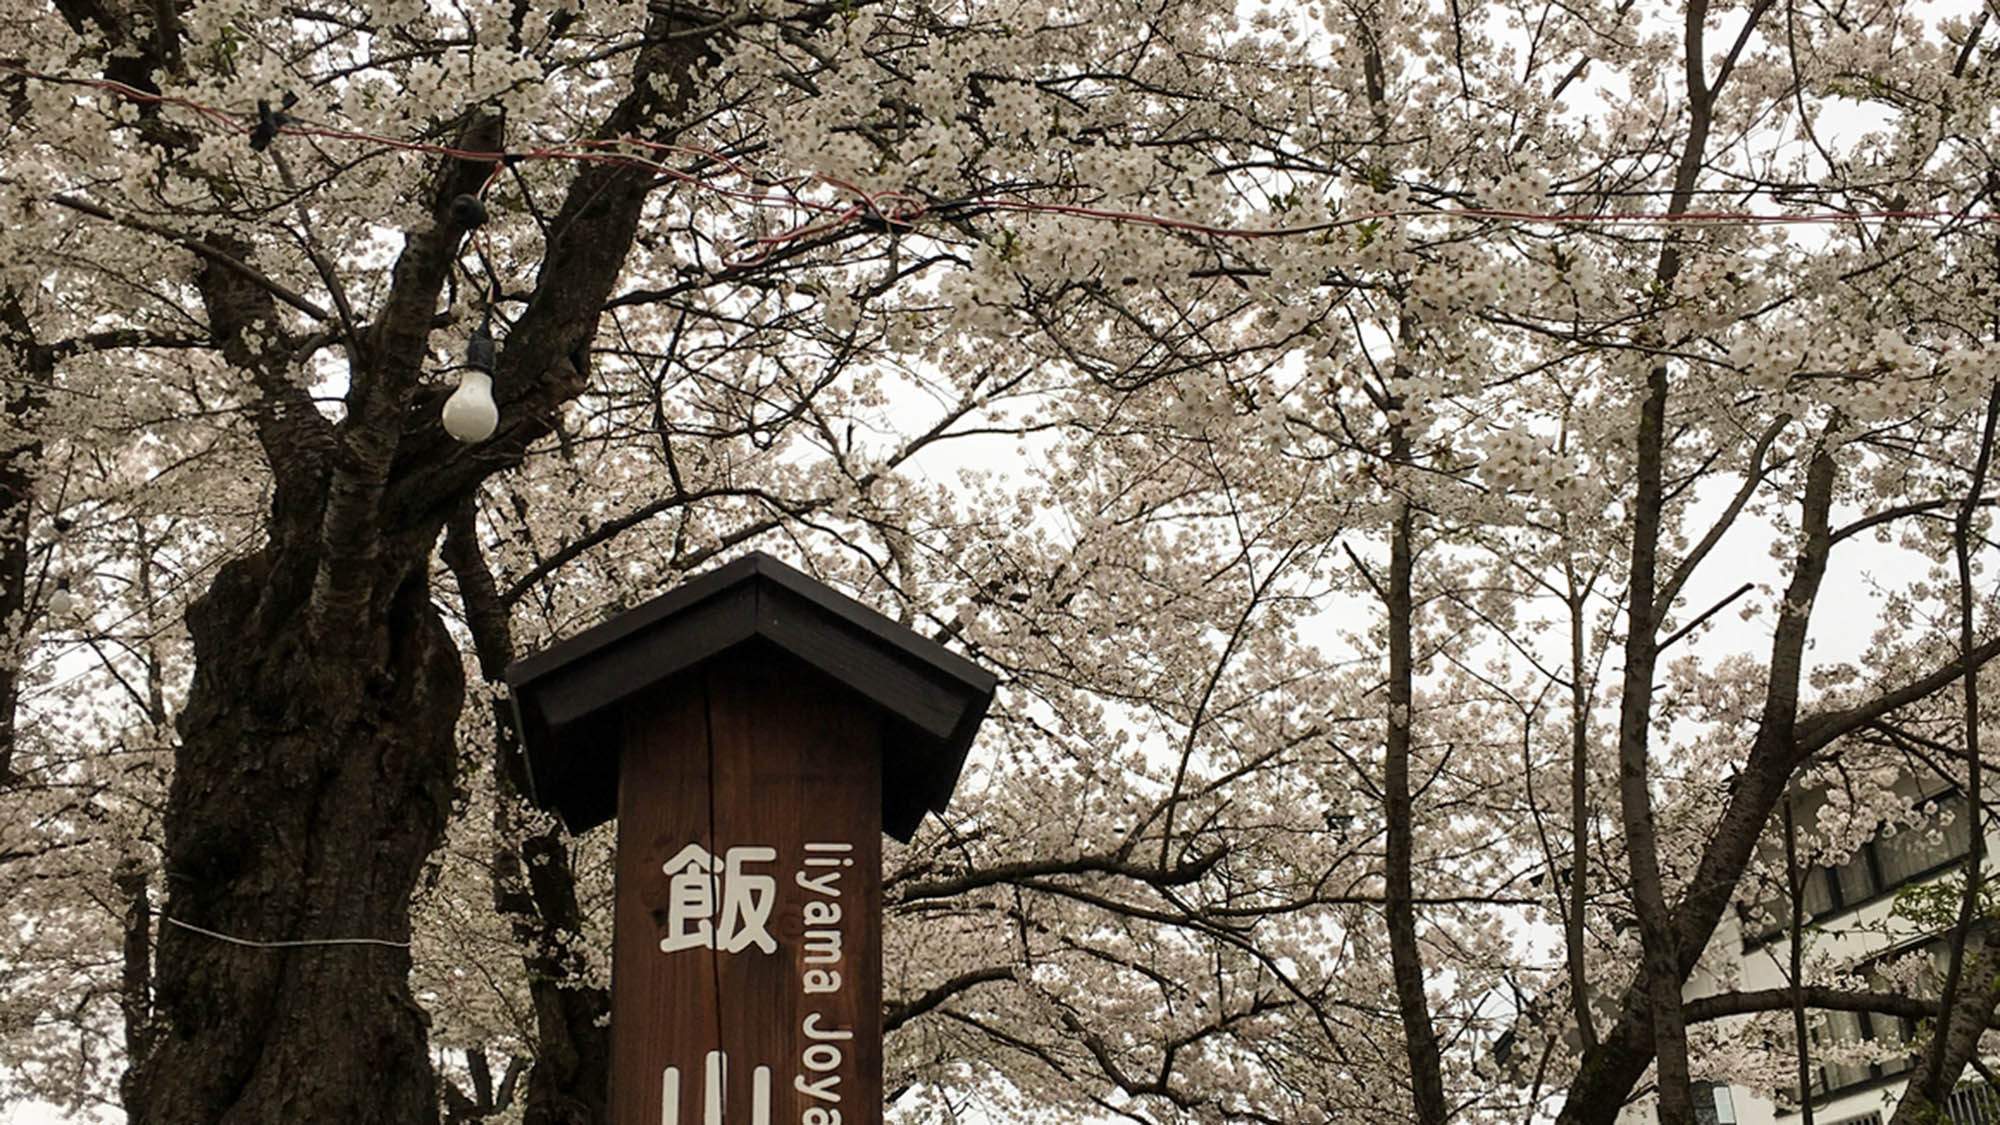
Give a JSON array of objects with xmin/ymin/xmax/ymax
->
[
  {"xmin": 655, "ymin": 841, "xmax": 862, "ymax": 1125},
  {"xmin": 660, "ymin": 844, "xmax": 778, "ymax": 955},
  {"xmin": 793, "ymin": 1072, "xmax": 839, "ymax": 1103},
  {"xmin": 795, "ymin": 842, "xmax": 853, "ymax": 1122},
  {"xmin": 662, "ymin": 1050, "xmax": 771, "ymax": 1125}
]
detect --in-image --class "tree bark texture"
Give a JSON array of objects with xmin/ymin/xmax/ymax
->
[
  {"xmin": 1384, "ymin": 478, "xmax": 1447, "ymax": 1124},
  {"xmin": 132, "ymin": 544, "xmax": 461, "ymax": 1123},
  {"xmin": 1615, "ymin": 357, "xmax": 1692, "ymax": 1125},
  {"xmin": 0, "ymin": 292, "xmax": 47, "ymax": 787},
  {"xmin": 1562, "ymin": 7, "xmax": 1782, "ymax": 1118},
  {"xmin": 1888, "ymin": 921, "xmax": 2000, "ymax": 1125},
  {"xmin": 443, "ymin": 510, "xmax": 612, "ymax": 1125},
  {"xmin": 97, "ymin": 0, "xmax": 706, "ymax": 1108},
  {"xmin": 1888, "ymin": 384, "xmax": 2000, "ymax": 1125}
]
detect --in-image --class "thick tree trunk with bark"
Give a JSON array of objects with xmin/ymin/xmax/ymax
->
[
  {"xmin": 81, "ymin": 0, "xmax": 705, "ymax": 1105},
  {"xmin": 130, "ymin": 542, "xmax": 462, "ymax": 1123}
]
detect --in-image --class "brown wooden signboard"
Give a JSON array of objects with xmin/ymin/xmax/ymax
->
[{"xmin": 506, "ymin": 554, "xmax": 995, "ymax": 1125}]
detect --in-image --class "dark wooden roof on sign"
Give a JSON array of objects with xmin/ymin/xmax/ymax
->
[{"xmin": 504, "ymin": 551, "xmax": 996, "ymax": 842}]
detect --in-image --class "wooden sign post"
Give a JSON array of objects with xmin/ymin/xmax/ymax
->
[{"xmin": 506, "ymin": 553, "xmax": 995, "ymax": 1125}]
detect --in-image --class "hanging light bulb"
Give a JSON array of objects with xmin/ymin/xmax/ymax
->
[
  {"xmin": 443, "ymin": 320, "xmax": 499, "ymax": 443},
  {"xmin": 442, "ymin": 370, "xmax": 498, "ymax": 442},
  {"xmin": 48, "ymin": 578, "xmax": 73, "ymax": 617}
]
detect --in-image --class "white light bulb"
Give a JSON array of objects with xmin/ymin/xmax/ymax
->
[
  {"xmin": 442, "ymin": 370, "xmax": 498, "ymax": 443},
  {"xmin": 48, "ymin": 584, "xmax": 73, "ymax": 617}
]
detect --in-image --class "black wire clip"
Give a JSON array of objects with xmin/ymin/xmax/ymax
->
[{"xmin": 250, "ymin": 92, "xmax": 298, "ymax": 151}]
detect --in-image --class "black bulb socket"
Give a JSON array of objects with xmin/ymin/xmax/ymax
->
[
  {"xmin": 466, "ymin": 324, "xmax": 497, "ymax": 373},
  {"xmin": 451, "ymin": 194, "xmax": 488, "ymax": 229}
]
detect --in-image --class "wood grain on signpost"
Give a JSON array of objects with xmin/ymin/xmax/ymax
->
[
  {"xmin": 507, "ymin": 553, "xmax": 993, "ymax": 1125},
  {"xmin": 613, "ymin": 649, "xmax": 884, "ymax": 1125}
]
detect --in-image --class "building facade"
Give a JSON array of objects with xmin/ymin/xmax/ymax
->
[{"xmin": 1630, "ymin": 779, "xmax": 1990, "ymax": 1125}]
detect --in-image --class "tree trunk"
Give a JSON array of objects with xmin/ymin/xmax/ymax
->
[
  {"xmin": 1564, "ymin": 558, "xmax": 1598, "ymax": 1053},
  {"xmin": 1384, "ymin": 478, "xmax": 1447, "ymax": 1124},
  {"xmin": 0, "ymin": 292, "xmax": 47, "ymax": 787},
  {"xmin": 1782, "ymin": 798, "xmax": 1813, "ymax": 1125},
  {"xmin": 108, "ymin": 0, "xmax": 703, "ymax": 1106},
  {"xmin": 1575, "ymin": 7, "xmax": 1775, "ymax": 1114},
  {"xmin": 1889, "ymin": 384, "xmax": 2000, "ymax": 1125},
  {"xmin": 1617, "ymin": 358, "xmax": 1692, "ymax": 1125},
  {"xmin": 444, "ymin": 505, "xmax": 612, "ymax": 1125},
  {"xmin": 130, "ymin": 543, "xmax": 461, "ymax": 1123},
  {"xmin": 511, "ymin": 818, "xmax": 613, "ymax": 1125},
  {"xmin": 1556, "ymin": 431, "xmax": 1901, "ymax": 1125},
  {"xmin": 1887, "ymin": 921, "xmax": 2000, "ymax": 1125}
]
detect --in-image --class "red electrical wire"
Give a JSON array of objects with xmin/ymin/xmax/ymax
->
[{"xmin": 9, "ymin": 61, "xmax": 2000, "ymax": 270}]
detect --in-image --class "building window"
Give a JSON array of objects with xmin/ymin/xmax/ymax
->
[
  {"xmin": 1694, "ymin": 1081, "xmax": 1737, "ymax": 1124},
  {"xmin": 1745, "ymin": 790, "xmax": 1973, "ymax": 947},
  {"xmin": 1807, "ymin": 1005, "xmax": 1914, "ymax": 1098}
]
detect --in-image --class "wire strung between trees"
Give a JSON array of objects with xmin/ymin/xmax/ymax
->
[
  {"xmin": 162, "ymin": 914, "xmax": 411, "ymax": 950},
  {"xmin": 10, "ymin": 61, "xmax": 2000, "ymax": 268}
]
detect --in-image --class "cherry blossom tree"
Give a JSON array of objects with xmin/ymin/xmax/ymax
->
[{"xmin": 6, "ymin": 0, "xmax": 2000, "ymax": 1122}]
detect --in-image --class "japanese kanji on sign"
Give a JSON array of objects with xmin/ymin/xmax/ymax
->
[
  {"xmin": 505, "ymin": 554, "xmax": 996, "ymax": 1125},
  {"xmin": 660, "ymin": 843, "xmax": 780, "ymax": 955}
]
